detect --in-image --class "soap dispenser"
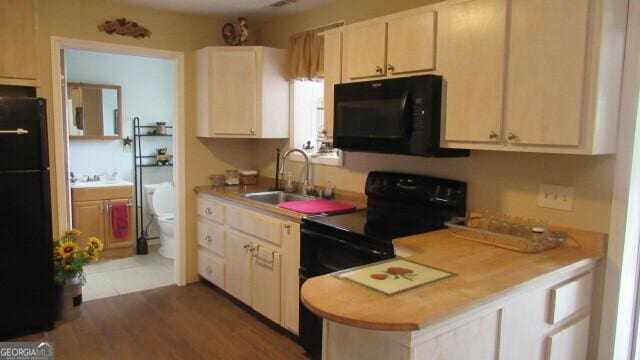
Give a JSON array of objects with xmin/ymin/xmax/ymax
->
[{"xmin": 284, "ymin": 172, "xmax": 296, "ymax": 193}]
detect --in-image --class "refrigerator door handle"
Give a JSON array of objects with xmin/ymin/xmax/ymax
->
[{"xmin": 0, "ymin": 128, "xmax": 29, "ymax": 135}]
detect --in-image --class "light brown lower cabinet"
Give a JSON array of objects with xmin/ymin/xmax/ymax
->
[
  {"xmin": 323, "ymin": 269, "xmax": 596, "ymax": 359},
  {"xmin": 71, "ymin": 186, "xmax": 135, "ymax": 254},
  {"xmin": 71, "ymin": 200, "xmax": 105, "ymax": 248},
  {"xmin": 196, "ymin": 194, "xmax": 300, "ymax": 335}
]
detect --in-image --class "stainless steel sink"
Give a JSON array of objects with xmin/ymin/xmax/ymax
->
[{"xmin": 242, "ymin": 191, "xmax": 315, "ymax": 205}]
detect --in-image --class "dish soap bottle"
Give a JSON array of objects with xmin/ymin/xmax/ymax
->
[
  {"xmin": 322, "ymin": 181, "xmax": 335, "ymax": 200},
  {"xmin": 284, "ymin": 172, "xmax": 296, "ymax": 193}
]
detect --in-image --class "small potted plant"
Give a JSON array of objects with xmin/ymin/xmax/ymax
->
[{"xmin": 53, "ymin": 229, "xmax": 104, "ymax": 321}]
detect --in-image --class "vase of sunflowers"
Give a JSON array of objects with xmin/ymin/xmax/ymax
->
[{"xmin": 53, "ymin": 229, "xmax": 104, "ymax": 321}]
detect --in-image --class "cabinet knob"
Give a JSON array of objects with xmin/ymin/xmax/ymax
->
[
  {"xmin": 488, "ymin": 131, "xmax": 498, "ymax": 139},
  {"xmin": 507, "ymin": 132, "xmax": 517, "ymax": 141},
  {"xmin": 387, "ymin": 64, "xmax": 395, "ymax": 72},
  {"xmin": 205, "ymin": 265, "xmax": 212, "ymax": 274},
  {"xmin": 205, "ymin": 235, "xmax": 212, "ymax": 243},
  {"xmin": 205, "ymin": 207, "xmax": 212, "ymax": 215},
  {"xmin": 375, "ymin": 66, "xmax": 383, "ymax": 74},
  {"xmin": 249, "ymin": 128, "xmax": 255, "ymax": 134}
]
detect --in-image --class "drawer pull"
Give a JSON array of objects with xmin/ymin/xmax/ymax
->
[
  {"xmin": 205, "ymin": 207, "xmax": 212, "ymax": 215},
  {"xmin": 205, "ymin": 265, "xmax": 213, "ymax": 274},
  {"xmin": 205, "ymin": 235, "xmax": 212, "ymax": 243}
]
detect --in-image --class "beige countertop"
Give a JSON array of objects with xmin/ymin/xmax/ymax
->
[
  {"xmin": 194, "ymin": 179, "xmax": 367, "ymax": 220},
  {"xmin": 300, "ymin": 227, "xmax": 606, "ymax": 332}
]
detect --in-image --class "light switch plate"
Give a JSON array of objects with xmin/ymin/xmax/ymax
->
[{"xmin": 538, "ymin": 184, "xmax": 574, "ymax": 211}]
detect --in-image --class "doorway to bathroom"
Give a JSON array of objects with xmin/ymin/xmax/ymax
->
[{"xmin": 50, "ymin": 38, "xmax": 186, "ymax": 301}]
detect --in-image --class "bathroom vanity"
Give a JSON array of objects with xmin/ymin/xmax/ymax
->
[{"xmin": 71, "ymin": 182, "xmax": 135, "ymax": 258}]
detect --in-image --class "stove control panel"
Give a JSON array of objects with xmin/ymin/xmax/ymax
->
[{"xmin": 365, "ymin": 171, "xmax": 467, "ymax": 212}]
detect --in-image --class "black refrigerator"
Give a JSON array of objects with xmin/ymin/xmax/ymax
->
[{"xmin": 0, "ymin": 97, "xmax": 56, "ymax": 338}]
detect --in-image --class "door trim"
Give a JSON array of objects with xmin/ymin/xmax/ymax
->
[{"xmin": 49, "ymin": 36, "xmax": 187, "ymax": 286}]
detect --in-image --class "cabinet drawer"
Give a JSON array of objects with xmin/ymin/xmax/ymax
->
[
  {"xmin": 197, "ymin": 220, "xmax": 225, "ymax": 257},
  {"xmin": 547, "ymin": 315, "xmax": 590, "ymax": 360},
  {"xmin": 227, "ymin": 206, "xmax": 282, "ymax": 246},
  {"xmin": 198, "ymin": 248, "xmax": 225, "ymax": 288},
  {"xmin": 549, "ymin": 273, "xmax": 593, "ymax": 324},
  {"xmin": 197, "ymin": 197, "xmax": 224, "ymax": 224}
]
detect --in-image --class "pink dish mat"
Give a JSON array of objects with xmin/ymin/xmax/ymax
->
[{"xmin": 278, "ymin": 199, "xmax": 356, "ymax": 214}]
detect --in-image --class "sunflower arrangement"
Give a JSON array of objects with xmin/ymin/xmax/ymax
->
[{"xmin": 53, "ymin": 229, "xmax": 104, "ymax": 285}]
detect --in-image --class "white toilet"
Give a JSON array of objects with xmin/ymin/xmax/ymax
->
[{"xmin": 144, "ymin": 182, "xmax": 175, "ymax": 259}]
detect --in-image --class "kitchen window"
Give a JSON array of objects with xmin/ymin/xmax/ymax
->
[{"xmin": 290, "ymin": 79, "xmax": 343, "ymax": 166}]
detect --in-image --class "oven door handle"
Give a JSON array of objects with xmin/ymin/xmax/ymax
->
[{"xmin": 302, "ymin": 228, "xmax": 392, "ymax": 258}]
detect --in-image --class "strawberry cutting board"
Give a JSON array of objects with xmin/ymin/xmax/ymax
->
[
  {"xmin": 278, "ymin": 199, "xmax": 356, "ymax": 214},
  {"xmin": 333, "ymin": 259, "xmax": 454, "ymax": 295}
]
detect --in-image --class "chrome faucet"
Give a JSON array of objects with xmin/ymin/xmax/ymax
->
[{"xmin": 279, "ymin": 148, "xmax": 317, "ymax": 197}]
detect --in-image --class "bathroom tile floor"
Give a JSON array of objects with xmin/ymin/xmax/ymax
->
[{"xmin": 83, "ymin": 244, "xmax": 174, "ymax": 301}]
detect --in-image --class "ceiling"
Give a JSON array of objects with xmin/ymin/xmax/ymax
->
[{"xmin": 114, "ymin": 0, "xmax": 335, "ymax": 20}]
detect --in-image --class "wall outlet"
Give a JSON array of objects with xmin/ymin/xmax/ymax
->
[{"xmin": 538, "ymin": 184, "xmax": 574, "ymax": 211}]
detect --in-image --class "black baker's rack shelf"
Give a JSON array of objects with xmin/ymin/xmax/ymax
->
[{"xmin": 133, "ymin": 116, "xmax": 173, "ymax": 254}]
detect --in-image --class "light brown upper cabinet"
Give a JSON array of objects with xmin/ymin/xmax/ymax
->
[
  {"xmin": 195, "ymin": 46, "xmax": 289, "ymax": 139},
  {"xmin": 344, "ymin": 23, "xmax": 387, "ymax": 79},
  {"xmin": 0, "ymin": 0, "xmax": 38, "ymax": 86},
  {"xmin": 321, "ymin": 29, "xmax": 343, "ymax": 137},
  {"xmin": 443, "ymin": 0, "xmax": 508, "ymax": 143},
  {"xmin": 387, "ymin": 12, "xmax": 436, "ymax": 75},
  {"xmin": 343, "ymin": 10, "xmax": 437, "ymax": 81},
  {"xmin": 505, "ymin": 0, "xmax": 588, "ymax": 147},
  {"xmin": 441, "ymin": 0, "xmax": 626, "ymax": 154}
]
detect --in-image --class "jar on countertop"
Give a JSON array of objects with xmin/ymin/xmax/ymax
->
[{"xmin": 239, "ymin": 170, "xmax": 258, "ymax": 185}]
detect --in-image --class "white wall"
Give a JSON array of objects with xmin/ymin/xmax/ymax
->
[
  {"xmin": 66, "ymin": 49, "xmax": 175, "ymax": 183},
  {"xmin": 66, "ymin": 49, "xmax": 176, "ymax": 237}
]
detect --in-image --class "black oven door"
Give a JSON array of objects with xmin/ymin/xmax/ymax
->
[{"xmin": 298, "ymin": 225, "xmax": 393, "ymax": 359}]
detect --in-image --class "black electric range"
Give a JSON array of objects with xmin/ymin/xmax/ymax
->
[{"xmin": 298, "ymin": 171, "xmax": 467, "ymax": 358}]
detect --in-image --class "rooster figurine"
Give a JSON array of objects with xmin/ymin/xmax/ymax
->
[{"xmin": 221, "ymin": 17, "xmax": 249, "ymax": 46}]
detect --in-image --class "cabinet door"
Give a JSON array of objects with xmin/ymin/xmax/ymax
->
[
  {"xmin": 344, "ymin": 23, "xmax": 387, "ymax": 79},
  {"xmin": 0, "ymin": 0, "xmax": 36, "ymax": 80},
  {"xmin": 105, "ymin": 198, "xmax": 134, "ymax": 248},
  {"xmin": 210, "ymin": 49, "xmax": 257, "ymax": 135},
  {"xmin": 323, "ymin": 31, "xmax": 342, "ymax": 137},
  {"xmin": 72, "ymin": 200, "xmax": 105, "ymax": 248},
  {"xmin": 387, "ymin": 11, "xmax": 436, "ymax": 75},
  {"xmin": 444, "ymin": 0, "xmax": 507, "ymax": 143},
  {"xmin": 224, "ymin": 231, "xmax": 252, "ymax": 306},
  {"xmin": 505, "ymin": 0, "xmax": 589, "ymax": 146},
  {"xmin": 251, "ymin": 244, "xmax": 282, "ymax": 324}
]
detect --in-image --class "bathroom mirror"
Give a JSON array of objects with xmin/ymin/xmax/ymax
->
[{"xmin": 67, "ymin": 83, "xmax": 122, "ymax": 139}]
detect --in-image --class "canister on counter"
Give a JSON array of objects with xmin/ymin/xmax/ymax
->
[
  {"xmin": 239, "ymin": 170, "xmax": 259, "ymax": 185},
  {"xmin": 225, "ymin": 169, "xmax": 240, "ymax": 185},
  {"xmin": 209, "ymin": 174, "xmax": 225, "ymax": 187}
]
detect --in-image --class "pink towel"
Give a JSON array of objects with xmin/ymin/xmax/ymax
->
[
  {"xmin": 111, "ymin": 203, "xmax": 129, "ymax": 239},
  {"xmin": 278, "ymin": 200, "xmax": 356, "ymax": 215}
]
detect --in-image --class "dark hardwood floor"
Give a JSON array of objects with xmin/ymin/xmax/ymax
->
[{"xmin": 13, "ymin": 282, "xmax": 308, "ymax": 360}]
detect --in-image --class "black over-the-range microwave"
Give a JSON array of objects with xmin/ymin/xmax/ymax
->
[{"xmin": 333, "ymin": 75, "xmax": 469, "ymax": 157}]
